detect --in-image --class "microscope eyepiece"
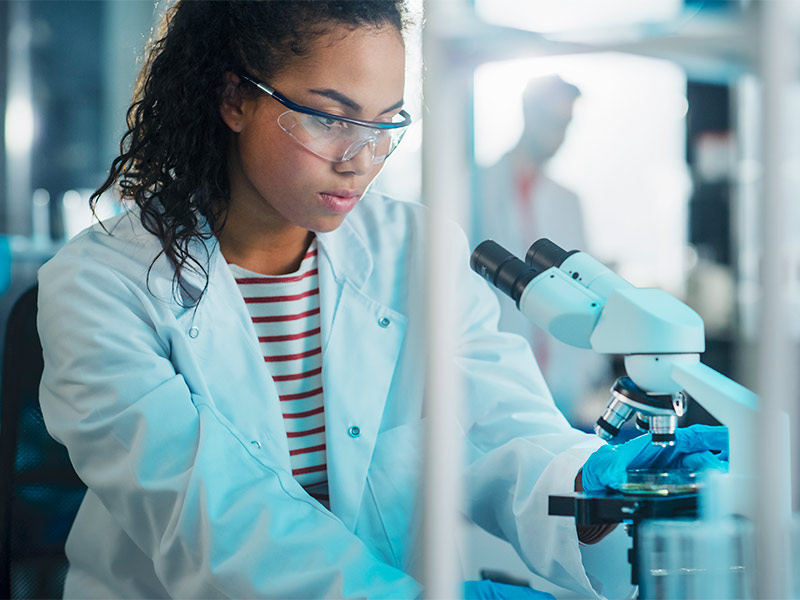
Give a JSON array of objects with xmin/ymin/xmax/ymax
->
[
  {"xmin": 471, "ymin": 240, "xmax": 539, "ymax": 306},
  {"xmin": 525, "ymin": 238, "xmax": 578, "ymax": 273}
]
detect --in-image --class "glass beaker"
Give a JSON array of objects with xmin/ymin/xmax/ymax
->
[{"xmin": 638, "ymin": 517, "xmax": 754, "ymax": 599}]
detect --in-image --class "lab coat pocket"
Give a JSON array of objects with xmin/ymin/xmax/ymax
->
[{"xmin": 361, "ymin": 418, "xmax": 427, "ymax": 573}]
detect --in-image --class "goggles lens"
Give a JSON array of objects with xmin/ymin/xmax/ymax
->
[{"xmin": 277, "ymin": 111, "xmax": 408, "ymax": 165}]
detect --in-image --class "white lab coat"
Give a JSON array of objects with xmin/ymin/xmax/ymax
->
[
  {"xmin": 38, "ymin": 192, "xmax": 622, "ymax": 599},
  {"xmin": 473, "ymin": 158, "xmax": 608, "ymax": 424}
]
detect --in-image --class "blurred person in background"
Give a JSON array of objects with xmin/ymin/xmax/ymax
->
[{"xmin": 474, "ymin": 75, "xmax": 608, "ymax": 427}]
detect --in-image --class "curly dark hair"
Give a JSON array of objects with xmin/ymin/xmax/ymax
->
[{"xmin": 92, "ymin": 0, "xmax": 408, "ymax": 306}]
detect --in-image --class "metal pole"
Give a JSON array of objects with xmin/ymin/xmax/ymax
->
[
  {"xmin": 0, "ymin": 0, "xmax": 8, "ymax": 233},
  {"xmin": 755, "ymin": 1, "xmax": 796, "ymax": 597},
  {"xmin": 421, "ymin": 1, "xmax": 471, "ymax": 597},
  {"xmin": 4, "ymin": 0, "xmax": 33, "ymax": 236}
]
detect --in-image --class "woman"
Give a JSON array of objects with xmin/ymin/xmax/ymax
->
[{"xmin": 37, "ymin": 1, "xmax": 726, "ymax": 598}]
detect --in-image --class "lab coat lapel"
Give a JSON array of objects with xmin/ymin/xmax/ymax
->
[
  {"xmin": 317, "ymin": 223, "xmax": 407, "ymax": 530},
  {"xmin": 185, "ymin": 233, "xmax": 292, "ymax": 470}
]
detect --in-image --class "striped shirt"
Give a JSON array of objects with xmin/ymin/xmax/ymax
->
[{"xmin": 228, "ymin": 239, "xmax": 328, "ymax": 505}]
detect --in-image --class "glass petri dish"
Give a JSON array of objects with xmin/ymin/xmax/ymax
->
[{"xmin": 620, "ymin": 468, "xmax": 700, "ymax": 496}]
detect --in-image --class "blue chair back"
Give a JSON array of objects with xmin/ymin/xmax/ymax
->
[{"xmin": 0, "ymin": 285, "xmax": 86, "ymax": 598}]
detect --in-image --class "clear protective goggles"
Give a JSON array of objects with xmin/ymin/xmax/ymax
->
[{"xmin": 239, "ymin": 72, "xmax": 411, "ymax": 165}]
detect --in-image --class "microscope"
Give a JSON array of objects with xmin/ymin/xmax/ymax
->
[{"xmin": 470, "ymin": 238, "xmax": 771, "ymax": 587}]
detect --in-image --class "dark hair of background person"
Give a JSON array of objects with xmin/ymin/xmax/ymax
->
[{"xmin": 90, "ymin": 0, "xmax": 408, "ymax": 306}]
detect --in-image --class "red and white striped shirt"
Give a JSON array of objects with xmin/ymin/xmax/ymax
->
[{"xmin": 228, "ymin": 239, "xmax": 328, "ymax": 505}]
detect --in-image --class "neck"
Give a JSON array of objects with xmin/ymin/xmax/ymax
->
[
  {"xmin": 510, "ymin": 145, "xmax": 542, "ymax": 176},
  {"xmin": 218, "ymin": 209, "xmax": 313, "ymax": 276},
  {"xmin": 219, "ymin": 137, "xmax": 314, "ymax": 276}
]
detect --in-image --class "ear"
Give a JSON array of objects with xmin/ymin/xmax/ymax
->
[{"xmin": 220, "ymin": 71, "xmax": 245, "ymax": 133}]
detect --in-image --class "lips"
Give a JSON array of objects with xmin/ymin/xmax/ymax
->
[{"xmin": 318, "ymin": 190, "xmax": 361, "ymax": 215}]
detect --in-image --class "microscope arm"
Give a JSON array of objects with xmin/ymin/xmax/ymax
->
[{"xmin": 671, "ymin": 362, "xmax": 757, "ymax": 486}]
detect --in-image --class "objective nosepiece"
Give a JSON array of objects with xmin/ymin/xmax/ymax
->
[
  {"xmin": 595, "ymin": 377, "xmax": 680, "ymax": 443},
  {"xmin": 471, "ymin": 240, "xmax": 539, "ymax": 306}
]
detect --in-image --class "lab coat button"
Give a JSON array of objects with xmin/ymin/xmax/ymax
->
[
  {"xmin": 188, "ymin": 326, "xmax": 200, "ymax": 338},
  {"xmin": 348, "ymin": 426, "xmax": 361, "ymax": 438},
  {"xmin": 378, "ymin": 317, "xmax": 390, "ymax": 328}
]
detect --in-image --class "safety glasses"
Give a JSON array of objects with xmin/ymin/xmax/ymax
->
[{"xmin": 239, "ymin": 72, "xmax": 411, "ymax": 165}]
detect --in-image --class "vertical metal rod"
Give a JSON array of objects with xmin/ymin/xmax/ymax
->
[
  {"xmin": 755, "ymin": 1, "xmax": 796, "ymax": 598},
  {"xmin": 102, "ymin": 1, "xmax": 158, "ymax": 167},
  {"xmin": 4, "ymin": 0, "xmax": 33, "ymax": 235},
  {"xmin": 0, "ymin": 0, "xmax": 8, "ymax": 232},
  {"xmin": 421, "ymin": 2, "xmax": 468, "ymax": 597}
]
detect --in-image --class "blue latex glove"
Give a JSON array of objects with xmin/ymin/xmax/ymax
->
[
  {"xmin": 463, "ymin": 580, "xmax": 555, "ymax": 599},
  {"xmin": 582, "ymin": 424, "xmax": 728, "ymax": 492}
]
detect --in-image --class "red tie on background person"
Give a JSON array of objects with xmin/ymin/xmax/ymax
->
[{"xmin": 514, "ymin": 169, "xmax": 549, "ymax": 374}]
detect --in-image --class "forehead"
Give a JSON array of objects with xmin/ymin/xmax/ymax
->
[{"xmin": 270, "ymin": 24, "xmax": 406, "ymax": 109}]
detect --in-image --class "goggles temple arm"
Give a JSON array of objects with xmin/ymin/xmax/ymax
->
[{"xmin": 238, "ymin": 72, "xmax": 411, "ymax": 130}]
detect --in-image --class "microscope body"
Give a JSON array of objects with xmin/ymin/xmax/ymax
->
[{"xmin": 471, "ymin": 238, "xmax": 765, "ymax": 516}]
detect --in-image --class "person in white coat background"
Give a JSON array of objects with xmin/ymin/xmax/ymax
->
[
  {"xmin": 36, "ymin": 2, "xmax": 728, "ymax": 598},
  {"xmin": 473, "ymin": 76, "xmax": 608, "ymax": 427}
]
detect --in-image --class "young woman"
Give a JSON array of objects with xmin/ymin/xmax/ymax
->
[{"xmin": 37, "ymin": 1, "xmax": 727, "ymax": 598}]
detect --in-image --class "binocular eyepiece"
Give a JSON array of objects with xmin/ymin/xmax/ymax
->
[{"xmin": 470, "ymin": 238, "xmax": 575, "ymax": 306}]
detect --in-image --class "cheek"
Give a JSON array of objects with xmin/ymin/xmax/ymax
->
[
  {"xmin": 270, "ymin": 144, "xmax": 332, "ymax": 196},
  {"xmin": 242, "ymin": 124, "xmax": 315, "ymax": 187}
]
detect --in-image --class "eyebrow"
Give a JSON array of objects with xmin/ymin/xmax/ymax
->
[{"xmin": 308, "ymin": 88, "xmax": 404, "ymax": 115}]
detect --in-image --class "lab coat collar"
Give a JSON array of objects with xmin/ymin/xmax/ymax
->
[
  {"xmin": 182, "ymin": 226, "xmax": 222, "ymax": 307},
  {"xmin": 107, "ymin": 210, "xmax": 221, "ymax": 308},
  {"xmin": 315, "ymin": 216, "xmax": 373, "ymax": 291},
  {"xmin": 132, "ymin": 206, "xmax": 374, "ymax": 305}
]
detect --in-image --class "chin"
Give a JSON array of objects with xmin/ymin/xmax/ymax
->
[{"xmin": 307, "ymin": 215, "xmax": 348, "ymax": 234}]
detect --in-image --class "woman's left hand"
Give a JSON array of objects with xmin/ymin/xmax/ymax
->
[
  {"xmin": 463, "ymin": 580, "xmax": 555, "ymax": 599},
  {"xmin": 581, "ymin": 424, "xmax": 729, "ymax": 493}
]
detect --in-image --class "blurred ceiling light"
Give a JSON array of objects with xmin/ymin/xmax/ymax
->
[
  {"xmin": 5, "ymin": 96, "xmax": 35, "ymax": 156},
  {"xmin": 476, "ymin": 0, "xmax": 682, "ymax": 33}
]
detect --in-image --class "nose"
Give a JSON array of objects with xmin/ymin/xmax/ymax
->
[{"xmin": 333, "ymin": 139, "xmax": 375, "ymax": 176}]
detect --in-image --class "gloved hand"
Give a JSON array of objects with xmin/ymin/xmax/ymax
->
[
  {"xmin": 463, "ymin": 580, "xmax": 555, "ymax": 599},
  {"xmin": 581, "ymin": 424, "xmax": 728, "ymax": 493}
]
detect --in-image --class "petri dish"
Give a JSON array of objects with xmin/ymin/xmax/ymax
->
[{"xmin": 619, "ymin": 468, "xmax": 700, "ymax": 496}]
